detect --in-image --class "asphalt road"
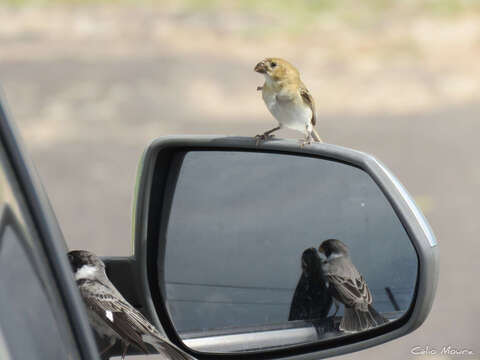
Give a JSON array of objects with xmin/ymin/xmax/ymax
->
[{"xmin": 1, "ymin": 8, "xmax": 478, "ymax": 359}]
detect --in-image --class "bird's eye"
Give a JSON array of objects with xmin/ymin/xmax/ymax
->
[{"xmin": 270, "ymin": 61, "xmax": 277, "ymax": 68}]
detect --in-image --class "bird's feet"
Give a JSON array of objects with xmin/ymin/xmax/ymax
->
[
  {"xmin": 100, "ymin": 341, "xmax": 116, "ymax": 357},
  {"xmin": 299, "ymin": 137, "xmax": 312, "ymax": 147},
  {"xmin": 257, "ymin": 85, "xmax": 263, "ymax": 91},
  {"xmin": 254, "ymin": 133, "xmax": 274, "ymax": 145},
  {"xmin": 333, "ymin": 301, "xmax": 340, "ymax": 318}
]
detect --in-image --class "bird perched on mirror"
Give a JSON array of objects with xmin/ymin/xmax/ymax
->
[
  {"xmin": 254, "ymin": 57, "xmax": 323, "ymax": 145},
  {"xmin": 318, "ymin": 239, "xmax": 388, "ymax": 333},
  {"xmin": 68, "ymin": 250, "xmax": 192, "ymax": 360}
]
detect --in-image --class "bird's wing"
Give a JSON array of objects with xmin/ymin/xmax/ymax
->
[
  {"xmin": 289, "ymin": 274, "xmax": 310, "ymax": 321},
  {"xmin": 327, "ymin": 274, "xmax": 372, "ymax": 308},
  {"xmin": 79, "ymin": 279, "xmax": 151, "ymax": 353},
  {"xmin": 299, "ymin": 84, "xmax": 316, "ymax": 126},
  {"xmin": 79, "ymin": 280, "xmax": 191, "ymax": 360}
]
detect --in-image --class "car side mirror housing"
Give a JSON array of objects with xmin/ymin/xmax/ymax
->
[{"xmin": 115, "ymin": 136, "xmax": 438, "ymax": 359}]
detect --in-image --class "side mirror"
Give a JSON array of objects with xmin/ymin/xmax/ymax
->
[{"xmin": 129, "ymin": 136, "xmax": 438, "ymax": 359}]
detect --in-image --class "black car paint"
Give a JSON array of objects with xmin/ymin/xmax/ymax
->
[{"xmin": 0, "ymin": 99, "xmax": 99, "ymax": 360}]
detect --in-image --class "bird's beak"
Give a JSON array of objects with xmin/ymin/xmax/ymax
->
[{"xmin": 254, "ymin": 61, "xmax": 267, "ymax": 74}]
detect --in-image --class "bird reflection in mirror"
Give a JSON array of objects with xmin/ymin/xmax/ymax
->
[
  {"xmin": 318, "ymin": 239, "xmax": 388, "ymax": 333},
  {"xmin": 289, "ymin": 247, "xmax": 332, "ymax": 327}
]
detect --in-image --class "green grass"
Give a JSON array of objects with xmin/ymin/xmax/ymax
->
[
  {"xmin": 3, "ymin": 0, "xmax": 480, "ymax": 22},
  {"xmin": 239, "ymin": 0, "xmax": 480, "ymax": 17},
  {"xmin": 3, "ymin": 0, "xmax": 479, "ymax": 12}
]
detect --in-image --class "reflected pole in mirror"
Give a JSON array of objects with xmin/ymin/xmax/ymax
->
[
  {"xmin": 318, "ymin": 239, "xmax": 388, "ymax": 333},
  {"xmin": 385, "ymin": 287, "xmax": 401, "ymax": 311}
]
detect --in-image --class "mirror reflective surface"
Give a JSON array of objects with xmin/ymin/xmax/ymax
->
[{"xmin": 160, "ymin": 150, "xmax": 418, "ymax": 353}]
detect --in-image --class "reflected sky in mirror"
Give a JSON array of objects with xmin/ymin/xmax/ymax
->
[{"xmin": 161, "ymin": 151, "xmax": 418, "ymax": 352}]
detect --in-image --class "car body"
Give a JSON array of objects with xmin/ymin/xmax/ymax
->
[{"xmin": 0, "ymin": 97, "xmax": 437, "ymax": 360}]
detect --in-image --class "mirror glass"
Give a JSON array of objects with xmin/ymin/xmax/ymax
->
[{"xmin": 159, "ymin": 150, "xmax": 418, "ymax": 353}]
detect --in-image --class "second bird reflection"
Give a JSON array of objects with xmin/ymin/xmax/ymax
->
[
  {"xmin": 289, "ymin": 240, "xmax": 388, "ymax": 335},
  {"xmin": 289, "ymin": 248, "xmax": 332, "ymax": 324}
]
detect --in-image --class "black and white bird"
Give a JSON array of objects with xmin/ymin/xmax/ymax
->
[
  {"xmin": 318, "ymin": 239, "xmax": 388, "ymax": 333},
  {"xmin": 68, "ymin": 250, "xmax": 192, "ymax": 360},
  {"xmin": 289, "ymin": 247, "xmax": 332, "ymax": 322}
]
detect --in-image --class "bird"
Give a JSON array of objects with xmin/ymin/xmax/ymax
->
[
  {"xmin": 67, "ymin": 250, "xmax": 192, "ymax": 360},
  {"xmin": 254, "ymin": 57, "xmax": 323, "ymax": 145},
  {"xmin": 317, "ymin": 239, "xmax": 388, "ymax": 333},
  {"xmin": 289, "ymin": 247, "xmax": 332, "ymax": 322}
]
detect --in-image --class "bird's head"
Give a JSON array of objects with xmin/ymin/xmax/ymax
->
[
  {"xmin": 68, "ymin": 250, "xmax": 105, "ymax": 280},
  {"xmin": 318, "ymin": 239, "xmax": 350, "ymax": 259},
  {"xmin": 301, "ymin": 247, "xmax": 320, "ymax": 271},
  {"xmin": 254, "ymin": 57, "xmax": 299, "ymax": 84}
]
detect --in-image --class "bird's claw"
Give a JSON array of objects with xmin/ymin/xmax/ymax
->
[
  {"xmin": 254, "ymin": 133, "xmax": 274, "ymax": 145},
  {"xmin": 257, "ymin": 85, "xmax": 263, "ymax": 91},
  {"xmin": 299, "ymin": 138, "xmax": 312, "ymax": 147}
]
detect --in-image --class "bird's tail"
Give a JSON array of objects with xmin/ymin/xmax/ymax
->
[
  {"xmin": 143, "ymin": 334, "xmax": 194, "ymax": 360},
  {"xmin": 340, "ymin": 305, "xmax": 388, "ymax": 333},
  {"xmin": 311, "ymin": 128, "xmax": 323, "ymax": 143},
  {"xmin": 367, "ymin": 304, "xmax": 389, "ymax": 325}
]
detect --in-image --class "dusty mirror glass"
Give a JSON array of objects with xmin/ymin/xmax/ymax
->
[{"xmin": 159, "ymin": 151, "xmax": 418, "ymax": 353}]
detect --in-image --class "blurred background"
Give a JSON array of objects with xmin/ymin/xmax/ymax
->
[{"xmin": 0, "ymin": 0, "xmax": 478, "ymax": 359}]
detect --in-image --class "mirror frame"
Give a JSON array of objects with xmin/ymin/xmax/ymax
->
[{"xmin": 129, "ymin": 135, "xmax": 438, "ymax": 360}]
